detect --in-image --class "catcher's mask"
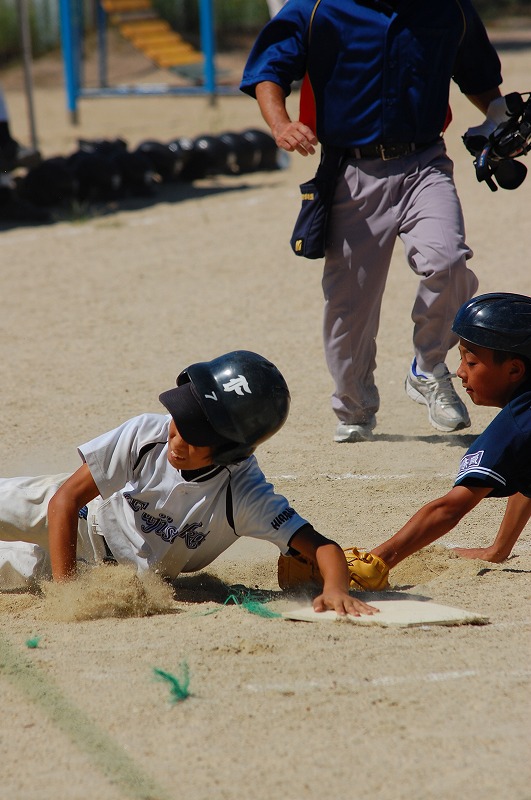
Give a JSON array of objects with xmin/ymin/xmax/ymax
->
[
  {"xmin": 160, "ymin": 350, "xmax": 290, "ymax": 466},
  {"xmin": 452, "ymin": 293, "xmax": 531, "ymax": 360}
]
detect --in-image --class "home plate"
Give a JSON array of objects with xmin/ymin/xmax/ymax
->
[{"xmin": 282, "ymin": 600, "xmax": 489, "ymax": 627}]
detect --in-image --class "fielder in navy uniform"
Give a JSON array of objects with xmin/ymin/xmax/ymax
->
[
  {"xmin": 241, "ymin": 0, "xmax": 506, "ymax": 442},
  {"xmin": 345, "ymin": 294, "xmax": 531, "ymax": 589},
  {"xmin": 0, "ymin": 350, "xmax": 377, "ymax": 617}
]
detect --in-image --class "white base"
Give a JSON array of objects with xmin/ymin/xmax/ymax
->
[{"xmin": 282, "ymin": 599, "xmax": 489, "ymax": 627}]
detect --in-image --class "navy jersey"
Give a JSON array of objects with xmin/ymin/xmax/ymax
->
[
  {"xmin": 454, "ymin": 382, "xmax": 531, "ymax": 498},
  {"xmin": 240, "ymin": 0, "xmax": 502, "ymax": 147}
]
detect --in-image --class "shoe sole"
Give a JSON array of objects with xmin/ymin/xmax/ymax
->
[
  {"xmin": 405, "ymin": 377, "xmax": 470, "ymax": 433},
  {"xmin": 334, "ymin": 429, "xmax": 375, "ymax": 443}
]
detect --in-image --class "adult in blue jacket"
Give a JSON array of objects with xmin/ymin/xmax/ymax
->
[{"xmin": 241, "ymin": 0, "xmax": 505, "ymax": 442}]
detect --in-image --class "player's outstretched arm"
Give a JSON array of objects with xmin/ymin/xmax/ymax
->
[
  {"xmin": 288, "ymin": 528, "xmax": 378, "ymax": 617},
  {"xmin": 372, "ymin": 485, "xmax": 491, "ymax": 569},
  {"xmin": 255, "ymin": 81, "xmax": 318, "ymax": 155},
  {"xmin": 453, "ymin": 492, "xmax": 531, "ymax": 562},
  {"xmin": 47, "ymin": 463, "xmax": 99, "ymax": 580}
]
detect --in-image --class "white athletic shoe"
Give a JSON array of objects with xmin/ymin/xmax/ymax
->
[
  {"xmin": 334, "ymin": 418, "xmax": 376, "ymax": 443},
  {"xmin": 405, "ymin": 359, "xmax": 470, "ymax": 432}
]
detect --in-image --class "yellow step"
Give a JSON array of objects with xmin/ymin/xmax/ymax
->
[
  {"xmin": 104, "ymin": 0, "xmax": 202, "ymax": 71},
  {"xmin": 154, "ymin": 52, "xmax": 203, "ymax": 68},
  {"xmin": 119, "ymin": 22, "xmax": 171, "ymax": 40},
  {"xmin": 144, "ymin": 44, "xmax": 199, "ymax": 58},
  {"xmin": 102, "ymin": 0, "xmax": 152, "ymax": 11},
  {"xmin": 128, "ymin": 33, "xmax": 186, "ymax": 47}
]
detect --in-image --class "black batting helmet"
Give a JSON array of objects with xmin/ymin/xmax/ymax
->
[
  {"xmin": 160, "ymin": 351, "xmax": 290, "ymax": 466},
  {"xmin": 452, "ymin": 293, "xmax": 531, "ymax": 359}
]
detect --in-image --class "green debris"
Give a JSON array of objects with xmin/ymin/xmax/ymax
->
[
  {"xmin": 239, "ymin": 599, "xmax": 282, "ymax": 618},
  {"xmin": 224, "ymin": 584, "xmax": 282, "ymax": 618},
  {"xmin": 153, "ymin": 661, "xmax": 191, "ymax": 703},
  {"xmin": 191, "ymin": 583, "xmax": 282, "ymax": 619},
  {"xmin": 25, "ymin": 636, "xmax": 41, "ymax": 649}
]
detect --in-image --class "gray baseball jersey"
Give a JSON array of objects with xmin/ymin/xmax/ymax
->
[{"xmin": 81, "ymin": 413, "xmax": 307, "ymax": 577}]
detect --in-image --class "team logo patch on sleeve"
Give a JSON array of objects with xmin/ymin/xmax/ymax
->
[{"xmin": 458, "ymin": 450, "xmax": 484, "ymax": 475}]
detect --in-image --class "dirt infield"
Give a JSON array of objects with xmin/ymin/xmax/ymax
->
[{"xmin": 1, "ymin": 31, "xmax": 530, "ymax": 800}]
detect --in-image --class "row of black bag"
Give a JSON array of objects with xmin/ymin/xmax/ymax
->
[{"xmin": 15, "ymin": 128, "xmax": 283, "ymax": 208}]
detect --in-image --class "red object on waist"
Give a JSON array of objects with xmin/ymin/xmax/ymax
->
[
  {"xmin": 443, "ymin": 105, "xmax": 453, "ymax": 131},
  {"xmin": 299, "ymin": 73, "xmax": 317, "ymax": 134}
]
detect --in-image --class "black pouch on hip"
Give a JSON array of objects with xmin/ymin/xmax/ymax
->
[{"xmin": 290, "ymin": 146, "xmax": 346, "ymax": 259}]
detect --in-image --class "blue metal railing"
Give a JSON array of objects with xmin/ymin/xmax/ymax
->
[{"xmin": 58, "ymin": 0, "xmax": 238, "ymax": 123}]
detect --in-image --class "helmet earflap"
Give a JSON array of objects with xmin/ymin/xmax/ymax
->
[{"xmin": 212, "ymin": 442, "xmax": 255, "ymax": 466}]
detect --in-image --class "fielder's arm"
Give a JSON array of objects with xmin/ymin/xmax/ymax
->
[
  {"xmin": 453, "ymin": 492, "xmax": 531, "ymax": 562},
  {"xmin": 465, "ymin": 87, "xmax": 502, "ymax": 115},
  {"xmin": 289, "ymin": 526, "xmax": 378, "ymax": 616},
  {"xmin": 371, "ymin": 485, "xmax": 492, "ymax": 568},
  {"xmin": 255, "ymin": 81, "xmax": 317, "ymax": 155},
  {"xmin": 47, "ymin": 462, "xmax": 100, "ymax": 580}
]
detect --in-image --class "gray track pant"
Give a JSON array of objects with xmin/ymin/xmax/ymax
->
[{"xmin": 322, "ymin": 140, "xmax": 478, "ymax": 424}]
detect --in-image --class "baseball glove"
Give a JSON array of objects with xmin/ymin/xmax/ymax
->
[
  {"xmin": 343, "ymin": 547, "xmax": 390, "ymax": 590},
  {"xmin": 277, "ymin": 552, "xmax": 323, "ymax": 591},
  {"xmin": 277, "ymin": 547, "xmax": 390, "ymax": 592}
]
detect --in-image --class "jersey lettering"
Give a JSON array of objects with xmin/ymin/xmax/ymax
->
[
  {"xmin": 124, "ymin": 494, "xmax": 209, "ymax": 548},
  {"xmin": 178, "ymin": 522, "xmax": 209, "ymax": 548},
  {"xmin": 141, "ymin": 512, "xmax": 174, "ymax": 534},
  {"xmin": 124, "ymin": 493, "xmax": 149, "ymax": 513},
  {"xmin": 271, "ymin": 506, "xmax": 296, "ymax": 531},
  {"xmin": 141, "ymin": 512, "xmax": 209, "ymax": 548}
]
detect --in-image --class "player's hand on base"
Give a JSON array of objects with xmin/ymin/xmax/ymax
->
[{"xmin": 313, "ymin": 590, "xmax": 379, "ymax": 617}]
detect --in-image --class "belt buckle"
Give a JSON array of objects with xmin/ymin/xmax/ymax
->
[{"xmin": 378, "ymin": 144, "xmax": 405, "ymax": 161}]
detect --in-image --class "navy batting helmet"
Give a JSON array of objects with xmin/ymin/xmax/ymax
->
[
  {"xmin": 160, "ymin": 351, "xmax": 290, "ymax": 466},
  {"xmin": 452, "ymin": 293, "xmax": 531, "ymax": 359}
]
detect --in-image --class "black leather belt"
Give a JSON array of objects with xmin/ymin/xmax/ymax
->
[
  {"xmin": 102, "ymin": 537, "xmax": 117, "ymax": 564},
  {"xmin": 347, "ymin": 139, "xmax": 439, "ymax": 161}
]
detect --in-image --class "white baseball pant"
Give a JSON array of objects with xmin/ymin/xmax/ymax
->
[{"xmin": 0, "ymin": 474, "xmax": 105, "ymax": 588}]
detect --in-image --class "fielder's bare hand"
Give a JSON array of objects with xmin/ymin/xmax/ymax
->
[{"xmin": 452, "ymin": 546, "xmax": 504, "ymax": 562}]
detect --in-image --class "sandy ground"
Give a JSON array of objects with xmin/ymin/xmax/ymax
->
[{"xmin": 1, "ymin": 26, "xmax": 530, "ymax": 800}]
